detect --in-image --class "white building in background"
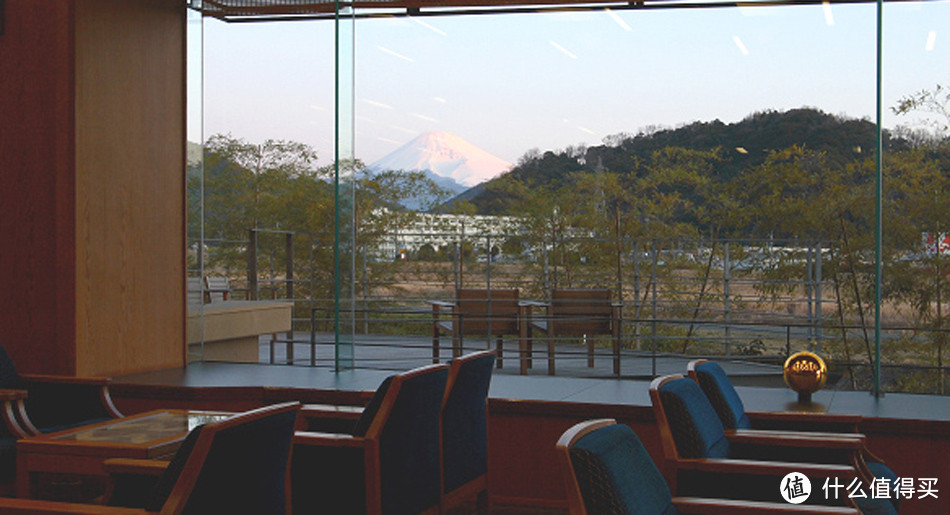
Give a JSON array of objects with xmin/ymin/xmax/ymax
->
[{"xmin": 370, "ymin": 210, "xmax": 524, "ymax": 261}]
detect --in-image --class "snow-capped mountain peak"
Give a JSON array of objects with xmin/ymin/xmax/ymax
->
[{"xmin": 369, "ymin": 131, "xmax": 512, "ymax": 188}]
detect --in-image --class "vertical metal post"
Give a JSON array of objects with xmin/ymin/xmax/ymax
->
[
  {"xmin": 247, "ymin": 229, "xmax": 258, "ymax": 300},
  {"xmin": 633, "ymin": 240, "xmax": 641, "ymax": 351},
  {"xmin": 309, "ymin": 237, "xmax": 317, "ymax": 366},
  {"xmin": 787, "ymin": 326, "xmax": 792, "ymax": 359},
  {"xmin": 286, "ymin": 233, "xmax": 294, "ymax": 300},
  {"xmin": 816, "ymin": 242, "xmax": 823, "ymax": 352},
  {"xmin": 486, "ymin": 234, "xmax": 492, "ymax": 290},
  {"xmin": 807, "ymin": 244, "xmax": 815, "ymax": 343},
  {"xmin": 459, "ymin": 219, "xmax": 466, "ymax": 289},
  {"xmin": 485, "ymin": 234, "xmax": 492, "ymax": 354},
  {"xmin": 873, "ymin": 0, "xmax": 884, "ymax": 397},
  {"xmin": 362, "ymin": 246, "xmax": 369, "ymax": 334},
  {"xmin": 615, "ymin": 208, "xmax": 623, "ymax": 301},
  {"xmin": 543, "ymin": 242, "xmax": 550, "ymax": 298},
  {"xmin": 724, "ymin": 241, "xmax": 731, "ymax": 356},
  {"xmin": 651, "ymin": 239, "xmax": 659, "ymax": 377},
  {"xmin": 285, "ymin": 232, "xmax": 295, "ymax": 364},
  {"xmin": 454, "ymin": 241, "xmax": 461, "ymax": 291}
]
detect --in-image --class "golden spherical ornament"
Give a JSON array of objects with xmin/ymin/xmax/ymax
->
[{"xmin": 783, "ymin": 351, "xmax": 827, "ymax": 403}]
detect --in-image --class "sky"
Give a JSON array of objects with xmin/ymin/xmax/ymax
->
[{"xmin": 189, "ymin": 1, "xmax": 948, "ymax": 167}]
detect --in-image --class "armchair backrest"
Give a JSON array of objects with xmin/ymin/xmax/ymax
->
[
  {"xmin": 204, "ymin": 276, "xmax": 232, "ymax": 303},
  {"xmin": 148, "ymin": 402, "xmax": 300, "ymax": 515},
  {"xmin": 557, "ymin": 419, "xmax": 675, "ymax": 515},
  {"xmin": 186, "ymin": 277, "xmax": 205, "ymax": 306},
  {"xmin": 649, "ymin": 375, "xmax": 730, "ymax": 461},
  {"xmin": 442, "ymin": 350, "xmax": 495, "ymax": 494},
  {"xmin": 454, "ymin": 289, "xmax": 520, "ymax": 335},
  {"xmin": 687, "ymin": 359, "xmax": 751, "ymax": 430},
  {"xmin": 364, "ymin": 364, "xmax": 449, "ymax": 515},
  {"xmin": 549, "ymin": 289, "xmax": 614, "ymax": 335}
]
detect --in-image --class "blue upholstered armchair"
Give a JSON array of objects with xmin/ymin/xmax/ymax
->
[
  {"xmin": 292, "ymin": 364, "xmax": 449, "ymax": 515},
  {"xmin": 688, "ymin": 359, "xmax": 899, "ymax": 512},
  {"xmin": 650, "ymin": 375, "xmax": 897, "ymax": 513},
  {"xmin": 0, "ymin": 402, "xmax": 301, "ymax": 515},
  {"xmin": 442, "ymin": 350, "xmax": 495, "ymax": 513},
  {"xmin": 557, "ymin": 418, "xmax": 859, "ymax": 514}
]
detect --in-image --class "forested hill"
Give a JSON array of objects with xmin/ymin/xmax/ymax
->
[{"xmin": 464, "ymin": 108, "xmax": 893, "ymax": 216}]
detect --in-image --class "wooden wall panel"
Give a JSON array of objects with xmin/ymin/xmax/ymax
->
[
  {"xmin": 486, "ymin": 401, "xmax": 658, "ymax": 509},
  {"xmin": 74, "ymin": 0, "xmax": 186, "ymax": 376},
  {"xmin": 0, "ymin": 1, "xmax": 77, "ymax": 375}
]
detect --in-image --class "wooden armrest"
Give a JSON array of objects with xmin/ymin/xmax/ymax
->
[
  {"xmin": 748, "ymin": 411, "xmax": 862, "ymax": 427},
  {"xmin": 673, "ymin": 497, "xmax": 858, "ymax": 514},
  {"xmin": 300, "ymin": 404, "xmax": 364, "ymax": 421},
  {"xmin": 103, "ymin": 458, "xmax": 170, "ymax": 477},
  {"xmin": 20, "ymin": 374, "xmax": 111, "ymax": 386},
  {"xmin": 726, "ymin": 429, "xmax": 865, "ymax": 449},
  {"xmin": 293, "ymin": 431, "xmax": 368, "ymax": 448},
  {"xmin": 0, "ymin": 389, "xmax": 28, "ymax": 401},
  {"xmin": 678, "ymin": 458, "xmax": 856, "ymax": 478},
  {"xmin": 0, "ymin": 498, "xmax": 146, "ymax": 514},
  {"xmin": 518, "ymin": 300, "xmax": 548, "ymax": 307}
]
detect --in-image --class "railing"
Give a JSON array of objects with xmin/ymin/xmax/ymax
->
[{"xmin": 187, "ymin": 230, "xmax": 950, "ymax": 395}]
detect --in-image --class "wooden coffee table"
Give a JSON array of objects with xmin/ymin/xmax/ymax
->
[{"xmin": 16, "ymin": 409, "xmax": 232, "ymax": 499}]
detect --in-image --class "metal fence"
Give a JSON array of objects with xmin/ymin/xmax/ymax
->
[{"xmin": 188, "ymin": 228, "xmax": 950, "ymax": 395}]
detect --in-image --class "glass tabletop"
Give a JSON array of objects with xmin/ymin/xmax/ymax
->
[{"xmin": 55, "ymin": 411, "xmax": 232, "ymax": 445}]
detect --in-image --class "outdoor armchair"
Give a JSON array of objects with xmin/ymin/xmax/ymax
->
[
  {"xmin": 0, "ymin": 402, "xmax": 301, "ymax": 515},
  {"xmin": 557, "ymin": 418, "xmax": 859, "ymax": 515},
  {"xmin": 431, "ymin": 288, "xmax": 521, "ymax": 369},
  {"xmin": 203, "ymin": 275, "xmax": 249, "ymax": 302},
  {"xmin": 526, "ymin": 289, "xmax": 622, "ymax": 375},
  {"xmin": 292, "ymin": 363, "xmax": 449, "ymax": 515}
]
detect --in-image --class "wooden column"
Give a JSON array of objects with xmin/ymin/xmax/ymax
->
[{"xmin": 0, "ymin": 0, "xmax": 186, "ymax": 377}]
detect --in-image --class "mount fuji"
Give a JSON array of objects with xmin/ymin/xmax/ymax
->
[{"xmin": 368, "ymin": 131, "xmax": 513, "ymax": 192}]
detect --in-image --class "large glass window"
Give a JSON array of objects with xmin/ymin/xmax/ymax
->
[{"xmin": 187, "ymin": 1, "xmax": 949, "ymax": 395}]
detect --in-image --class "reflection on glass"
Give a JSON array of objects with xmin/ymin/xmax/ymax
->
[
  {"xmin": 186, "ymin": 6, "xmax": 205, "ymax": 363},
  {"xmin": 56, "ymin": 412, "xmax": 232, "ymax": 444},
  {"xmin": 336, "ymin": 5, "xmax": 357, "ymax": 370},
  {"xmin": 190, "ymin": 1, "xmax": 950, "ymax": 393}
]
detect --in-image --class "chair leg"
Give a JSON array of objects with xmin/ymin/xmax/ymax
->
[
  {"xmin": 586, "ymin": 335, "xmax": 594, "ymax": 368},
  {"xmin": 285, "ymin": 332, "xmax": 294, "ymax": 365},
  {"xmin": 526, "ymin": 327, "xmax": 533, "ymax": 369},
  {"xmin": 548, "ymin": 337, "xmax": 556, "ymax": 375},
  {"xmin": 613, "ymin": 334, "xmax": 621, "ymax": 376},
  {"xmin": 519, "ymin": 323, "xmax": 528, "ymax": 375},
  {"xmin": 432, "ymin": 328, "xmax": 440, "ymax": 364},
  {"xmin": 496, "ymin": 337, "xmax": 504, "ymax": 369}
]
